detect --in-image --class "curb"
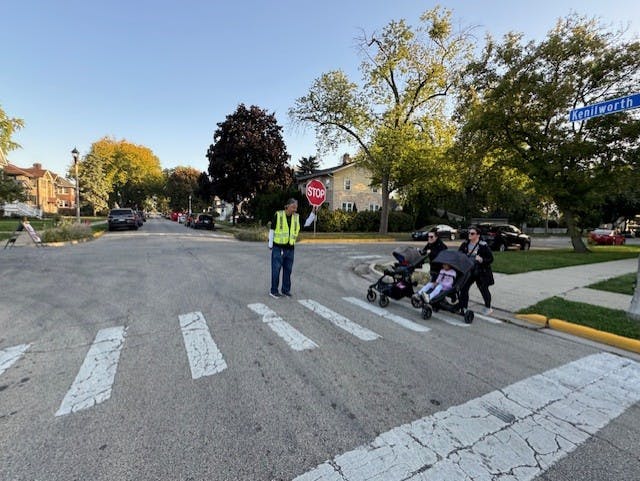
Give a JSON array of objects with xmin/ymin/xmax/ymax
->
[
  {"xmin": 43, "ymin": 230, "xmax": 105, "ymax": 247},
  {"xmin": 516, "ymin": 314, "xmax": 640, "ymax": 354}
]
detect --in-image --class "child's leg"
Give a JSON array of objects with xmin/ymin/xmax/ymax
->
[
  {"xmin": 418, "ymin": 282, "xmax": 434, "ymax": 294},
  {"xmin": 430, "ymin": 284, "xmax": 443, "ymax": 298}
]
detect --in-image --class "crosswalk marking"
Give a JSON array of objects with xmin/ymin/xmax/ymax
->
[
  {"xmin": 298, "ymin": 300, "xmax": 381, "ymax": 341},
  {"xmin": 0, "ymin": 343, "xmax": 30, "ymax": 376},
  {"xmin": 248, "ymin": 303, "xmax": 318, "ymax": 351},
  {"xmin": 55, "ymin": 326, "xmax": 126, "ymax": 416},
  {"xmin": 179, "ymin": 312, "xmax": 227, "ymax": 379},
  {"xmin": 294, "ymin": 352, "xmax": 640, "ymax": 480},
  {"xmin": 342, "ymin": 297, "xmax": 431, "ymax": 332}
]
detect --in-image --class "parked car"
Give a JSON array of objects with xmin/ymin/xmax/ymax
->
[
  {"xmin": 193, "ymin": 214, "xmax": 215, "ymax": 230},
  {"xmin": 589, "ymin": 229, "xmax": 625, "ymax": 245},
  {"xmin": 107, "ymin": 208, "xmax": 138, "ymax": 231},
  {"xmin": 462, "ymin": 223, "xmax": 531, "ymax": 251},
  {"xmin": 170, "ymin": 211, "xmax": 182, "ymax": 221},
  {"xmin": 411, "ymin": 224, "xmax": 458, "ymax": 241}
]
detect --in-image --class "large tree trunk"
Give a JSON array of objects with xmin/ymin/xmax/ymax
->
[
  {"xmin": 564, "ymin": 209, "xmax": 589, "ymax": 253},
  {"xmin": 627, "ymin": 255, "xmax": 640, "ymax": 323},
  {"xmin": 379, "ymin": 175, "xmax": 390, "ymax": 234}
]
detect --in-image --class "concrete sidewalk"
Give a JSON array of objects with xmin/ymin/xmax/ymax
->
[{"xmin": 470, "ymin": 258, "xmax": 637, "ymax": 313}]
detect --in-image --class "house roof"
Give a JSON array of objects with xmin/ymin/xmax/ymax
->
[
  {"xmin": 4, "ymin": 163, "xmax": 35, "ymax": 177},
  {"xmin": 295, "ymin": 162, "xmax": 356, "ymax": 181}
]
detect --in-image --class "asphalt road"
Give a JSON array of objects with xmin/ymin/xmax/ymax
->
[{"xmin": 1, "ymin": 219, "xmax": 639, "ymax": 481}]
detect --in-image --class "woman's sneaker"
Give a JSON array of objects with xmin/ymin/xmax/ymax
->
[
  {"xmin": 482, "ymin": 307, "xmax": 494, "ymax": 316},
  {"xmin": 421, "ymin": 292, "xmax": 430, "ymax": 304}
]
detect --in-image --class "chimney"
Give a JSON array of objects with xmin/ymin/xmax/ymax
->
[
  {"xmin": 341, "ymin": 153, "xmax": 351, "ymax": 165},
  {"xmin": 33, "ymin": 163, "xmax": 42, "ymax": 169}
]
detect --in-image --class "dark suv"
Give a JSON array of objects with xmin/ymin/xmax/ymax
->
[
  {"xmin": 477, "ymin": 223, "xmax": 531, "ymax": 251},
  {"xmin": 107, "ymin": 208, "xmax": 138, "ymax": 231}
]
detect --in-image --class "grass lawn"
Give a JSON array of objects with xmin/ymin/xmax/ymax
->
[
  {"xmin": 588, "ymin": 273, "xmax": 636, "ymax": 295},
  {"xmin": 491, "ymin": 246, "xmax": 640, "ymax": 274},
  {"xmin": 519, "ymin": 297, "xmax": 640, "ymax": 340}
]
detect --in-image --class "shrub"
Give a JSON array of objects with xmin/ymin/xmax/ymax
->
[{"xmin": 40, "ymin": 222, "xmax": 93, "ymax": 243}]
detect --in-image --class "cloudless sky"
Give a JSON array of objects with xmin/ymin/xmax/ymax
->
[{"xmin": 1, "ymin": 0, "xmax": 638, "ymax": 177}]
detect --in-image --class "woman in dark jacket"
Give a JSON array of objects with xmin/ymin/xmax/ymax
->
[
  {"xmin": 420, "ymin": 229, "xmax": 448, "ymax": 282},
  {"xmin": 458, "ymin": 225, "xmax": 494, "ymax": 315}
]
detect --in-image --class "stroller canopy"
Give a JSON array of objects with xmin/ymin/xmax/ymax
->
[
  {"xmin": 392, "ymin": 246, "xmax": 424, "ymax": 267},
  {"xmin": 432, "ymin": 250, "xmax": 475, "ymax": 274}
]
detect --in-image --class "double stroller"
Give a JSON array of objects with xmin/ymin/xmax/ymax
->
[
  {"xmin": 366, "ymin": 246, "xmax": 426, "ymax": 308},
  {"xmin": 417, "ymin": 249, "xmax": 476, "ymax": 324}
]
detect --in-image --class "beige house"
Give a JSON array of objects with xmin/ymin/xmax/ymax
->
[{"xmin": 296, "ymin": 154, "xmax": 383, "ymax": 212}]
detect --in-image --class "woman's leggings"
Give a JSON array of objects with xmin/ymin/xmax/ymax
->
[{"xmin": 459, "ymin": 275, "xmax": 491, "ymax": 309}]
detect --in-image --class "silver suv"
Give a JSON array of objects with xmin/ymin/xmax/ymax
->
[{"xmin": 107, "ymin": 208, "xmax": 138, "ymax": 231}]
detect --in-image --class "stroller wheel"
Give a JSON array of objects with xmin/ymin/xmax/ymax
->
[
  {"xmin": 422, "ymin": 305, "xmax": 433, "ymax": 320},
  {"xmin": 366, "ymin": 289, "xmax": 377, "ymax": 303},
  {"xmin": 379, "ymin": 295, "xmax": 390, "ymax": 308},
  {"xmin": 411, "ymin": 294, "xmax": 422, "ymax": 308},
  {"xmin": 464, "ymin": 310, "xmax": 474, "ymax": 324}
]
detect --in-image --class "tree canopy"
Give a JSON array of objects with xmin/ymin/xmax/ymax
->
[
  {"xmin": 289, "ymin": 7, "xmax": 473, "ymax": 233},
  {"xmin": 459, "ymin": 14, "xmax": 640, "ymax": 251},
  {"xmin": 207, "ymin": 104, "xmax": 292, "ymax": 221},
  {"xmin": 296, "ymin": 155, "xmax": 320, "ymax": 175},
  {"xmin": 0, "ymin": 104, "xmax": 27, "ymax": 203},
  {"xmin": 78, "ymin": 137, "xmax": 164, "ymax": 212}
]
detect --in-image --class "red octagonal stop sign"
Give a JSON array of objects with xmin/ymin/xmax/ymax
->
[{"xmin": 305, "ymin": 179, "xmax": 326, "ymax": 207}]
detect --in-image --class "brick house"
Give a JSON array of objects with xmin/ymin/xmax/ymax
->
[
  {"xmin": 295, "ymin": 154, "xmax": 383, "ymax": 212},
  {"xmin": 3, "ymin": 162, "xmax": 76, "ymax": 215}
]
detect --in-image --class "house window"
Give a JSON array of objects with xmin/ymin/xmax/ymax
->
[
  {"xmin": 344, "ymin": 178, "xmax": 351, "ymax": 190},
  {"xmin": 369, "ymin": 204, "xmax": 380, "ymax": 211},
  {"xmin": 371, "ymin": 186, "xmax": 378, "ymax": 193},
  {"xmin": 342, "ymin": 202, "xmax": 353, "ymax": 212}
]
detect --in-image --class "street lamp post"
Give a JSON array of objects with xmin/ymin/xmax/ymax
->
[{"xmin": 71, "ymin": 148, "xmax": 80, "ymax": 223}]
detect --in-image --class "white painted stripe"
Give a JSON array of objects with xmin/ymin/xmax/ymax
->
[
  {"xmin": 0, "ymin": 344, "xmax": 30, "ymax": 376},
  {"xmin": 342, "ymin": 297, "xmax": 430, "ymax": 332},
  {"xmin": 474, "ymin": 312, "xmax": 503, "ymax": 324},
  {"xmin": 55, "ymin": 326, "xmax": 126, "ymax": 416},
  {"xmin": 348, "ymin": 255, "xmax": 382, "ymax": 260},
  {"xmin": 293, "ymin": 352, "xmax": 640, "ymax": 481},
  {"xmin": 299, "ymin": 300, "xmax": 381, "ymax": 341},
  {"xmin": 432, "ymin": 312, "xmax": 470, "ymax": 327},
  {"xmin": 248, "ymin": 303, "xmax": 318, "ymax": 351},
  {"xmin": 179, "ymin": 311, "xmax": 227, "ymax": 379}
]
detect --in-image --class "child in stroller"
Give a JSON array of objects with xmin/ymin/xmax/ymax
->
[
  {"xmin": 366, "ymin": 246, "xmax": 426, "ymax": 308},
  {"xmin": 417, "ymin": 250, "xmax": 476, "ymax": 324},
  {"xmin": 413, "ymin": 263, "xmax": 456, "ymax": 304}
]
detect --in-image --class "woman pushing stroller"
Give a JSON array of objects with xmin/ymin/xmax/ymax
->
[{"xmin": 458, "ymin": 225, "xmax": 495, "ymax": 316}]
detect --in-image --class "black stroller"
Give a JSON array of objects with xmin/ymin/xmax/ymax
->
[
  {"xmin": 419, "ymin": 250, "xmax": 476, "ymax": 324},
  {"xmin": 366, "ymin": 246, "xmax": 426, "ymax": 308}
]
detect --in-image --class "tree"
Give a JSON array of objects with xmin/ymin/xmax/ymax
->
[
  {"xmin": 0, "ymin": 104, "xmax": 27, "ymax": 203},
  {"xmin": 289, "ymin": 7, "xmax": 472, "ymax": 233},
  {"xmin": 79, "ymin": 153, "xmax": 110, "ymax": 215},
  {"xmin": 296, "ymin": 155, "xmax": 320, "ymax": 175},
  {"xmin": 459, "ymin": 14, "xmax": 640, "ymax": 252},
  {"xmin": 207, "ymin": 104, "xmax": 292, "ymax": 223},
  {"xmin": 79, "ymin": 137, "xmax": 164, "ymax": 210},
  {"xmin": 0, "ymin": 104, "xmax": 25, "ymax": 155},
  {"xmin": 165, "ymin": 166, "xmax": 202, "ymax": 212}
]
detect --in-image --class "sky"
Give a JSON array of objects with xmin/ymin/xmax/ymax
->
[{"xmin": 1, "ymin": 0, "xmax": 639, "ymax": 178}]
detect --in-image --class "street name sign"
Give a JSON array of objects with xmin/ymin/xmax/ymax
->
[{"xmin": 569, "ymin": 93, "xmax": 640, "ymax": 122}]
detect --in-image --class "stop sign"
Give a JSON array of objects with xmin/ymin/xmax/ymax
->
[{"xmin": 305, "ymin": 179, "xmax": 326, "ymax": 207}]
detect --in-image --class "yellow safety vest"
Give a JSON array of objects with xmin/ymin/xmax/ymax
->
[{"xmin": 273, "ymin": 210, "xmax": 300, "ymax": 246}]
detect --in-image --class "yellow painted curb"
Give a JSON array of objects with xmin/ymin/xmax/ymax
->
[
  {"xmin": 515, "ymin": 314, "xmax": 548, "ymax": 326},
  {"xmin": 548, "ymin": 318, "xmax": 640, "ymax": 354}
]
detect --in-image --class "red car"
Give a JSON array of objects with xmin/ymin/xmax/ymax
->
[
  {"xmin": 170, "ymin": 211, "xmax": 182, "ymax": 222},
  {"xmin": 589, "ymin": 229, "xmax": 625, "ymax": 245}
]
